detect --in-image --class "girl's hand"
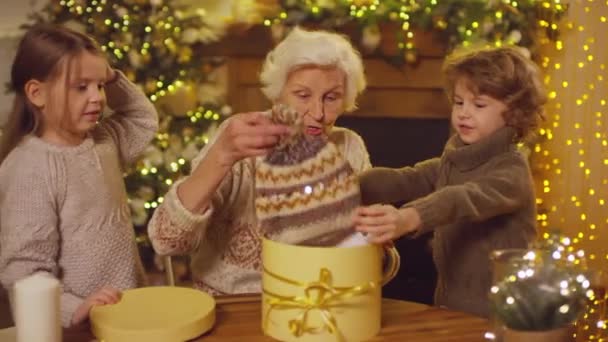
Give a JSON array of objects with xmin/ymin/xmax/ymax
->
[
  {"xmin": 210, "ymin": 112, "xmax": 291, "ymax": 168},
  {"xmin": 71, "ymin": 287, "xmax": 121, "ymax": 326},
  {"xmin": 353, "ymin": 205, "xmax": 421, "ymax": 244},
  {"xmin": 105, "ymin": 64, "xmax": 117, "ymax": 83}
]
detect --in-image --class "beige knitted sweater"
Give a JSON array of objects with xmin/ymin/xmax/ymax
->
[
  {"xmin": 148, "ymin": 126, "xmax": 371, "ymax": 295},
  {"xmin": 0, "ymin": 71, "xmax": 157, "ymax": 327}
]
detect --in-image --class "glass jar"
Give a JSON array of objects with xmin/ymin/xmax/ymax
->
[
  {"xmin": 488, "ymin": 249, "xmax": 587, "ymax": 342},
  {"xmin": 575, "ymin": 269, "xmax": 608, "ymax": 341},
  {"xmin": 487, "ymin": 249, "xmax": 531, "ymax": 341}
]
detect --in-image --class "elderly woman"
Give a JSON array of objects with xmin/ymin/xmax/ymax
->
[{"xmin": 148, "ymin": 27, "xmax": 370, "ymax": 295}]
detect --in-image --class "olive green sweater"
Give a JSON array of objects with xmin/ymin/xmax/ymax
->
[{"xmin": 359, "ymin": 127, "xmax": 537, "ymax": 317}]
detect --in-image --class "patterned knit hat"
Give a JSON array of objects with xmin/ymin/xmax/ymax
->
[{"xmin": 255, "ymin": 104, "xmax": 361, "ymax": 246}]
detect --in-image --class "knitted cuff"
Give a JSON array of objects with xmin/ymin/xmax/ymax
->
[
  {"xmin": 61, "ymin": 291, "xmax": 84, "ymax": 328},
  {"xmin": 167, "ymin": 178, "xmax": 213, "ymax": 229},
  {"xmin": 405, "ymin": 196, "xmax": 440, "ymax": 237}
]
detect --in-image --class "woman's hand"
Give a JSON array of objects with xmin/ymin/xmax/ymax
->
[
  {"xmin": 353, "ymin": 205, "xmax": 421, "ymax": 244},
  {"xmin": 71, "ymin": 287, "xmax": 121, "ymax": 326},
  {"xmin": 210, "ymin": 112, "xmax": 291, "ymax": 168},
  {"xmin": 177, "ymin": 111, "xmax": 291, "ymax": 214}
]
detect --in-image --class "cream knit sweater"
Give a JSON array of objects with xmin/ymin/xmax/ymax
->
[
  {"xmin": 0, "ymin": 71, "xmax": 158, "ymax": 327},
  {"xmin": 148, "ymin": 125, "xmax": 371, "ymax": 295}
]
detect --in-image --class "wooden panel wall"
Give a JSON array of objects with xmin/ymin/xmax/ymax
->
[{"xmin": 204, "ymin": 26, "xmax": 450, "ymax": 119}]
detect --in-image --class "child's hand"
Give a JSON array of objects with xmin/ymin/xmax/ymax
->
[
  {"xmin": 353, "ymin": 205, "xmax": 421, "ymax": 244},
  {"xmin": 71, "ymin": 287, "xmax": 121, "ymax": 326},
  {"xmin": 105, "ymin": 64, "xmax": 118, "ymax": 83}
]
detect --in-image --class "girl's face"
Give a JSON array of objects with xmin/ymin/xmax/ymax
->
[
  {"xmin": 278, "ymin": 66, "xmax": 346, "ymax": 136},
  {"xmin": 451, "ymin": 77, "xmax": 507, "ymax": 144},
  {"xmin": 40, "ymin": 51, "xmax": 107, "ymax": 145}
]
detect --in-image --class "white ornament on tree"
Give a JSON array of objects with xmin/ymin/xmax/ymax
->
[
  {"xmin": 167, "ymin": 135, "xmax": 184, "ymax": 154},
  {"xmin": 220, "ymin": 105, "xmax": 233, "ymax": 117},
  {"xmin": 128, "ymin": 50, "xmax": 142, "ymax": 68},
  {"xmin": 182, "ymin": 142, "xmax": 200, "ymax": 161},
  {"xmin": 197, "ymin": 66, "xmax": 229, "ymax": 105},
  {"xmin": 508, "ymin": 30, "xmax": 522, "ymax": 44},
  {"xmin": 129, "ymin": 198, "xmax": 149, "ymax": 226},
  {"xmin": 137, "ymin": 186, "xmax": 156, "ymax": 202},
  {"xmin": 361, "ymin": 24, "xmax": 381, "ymax": 52},
  {"xmin": 115, "ymin": 6, "xmax": 128, "ymax": 18},
  {"xmin": 142, "ymin": 145, "xmax": 165, "ymax": 167}
]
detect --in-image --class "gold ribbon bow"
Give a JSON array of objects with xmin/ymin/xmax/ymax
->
[{"xmin": 263, "ymin": 267, "xmax": 377, "ymax": 340}]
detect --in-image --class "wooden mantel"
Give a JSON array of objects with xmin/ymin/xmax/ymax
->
[{"xmin": 203, "ymin": 25, "xmax": 450, "ymax": 119}]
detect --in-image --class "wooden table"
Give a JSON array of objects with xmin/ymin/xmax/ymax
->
[
  {"xmin": 194, "ymin": 294, "xmax": 491, "ymax": 341},
  {"xmin": 47, "ymin": 294, "xmax": 491, "ymax": 341}
]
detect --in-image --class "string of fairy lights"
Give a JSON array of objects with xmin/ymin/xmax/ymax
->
[
  {"xmin": 533, "ymin": 0, "xmax": 608, "ymax": 269},
  {"xmin": 261, "ymin": 0, "xmax": 420, "ymax": 61},
  {"xmin": 263, "ymin": 0, "xmax": 567, "ymax": 64}
]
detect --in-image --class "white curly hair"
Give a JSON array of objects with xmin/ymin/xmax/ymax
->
[{"xmin": 259, "ymin": 27, "xmax": 366, "ymax": 112}]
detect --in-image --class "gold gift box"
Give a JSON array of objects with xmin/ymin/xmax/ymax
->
[{"xmin": 261, "ymin": 238, "xmax": 399, "ymax": 341}]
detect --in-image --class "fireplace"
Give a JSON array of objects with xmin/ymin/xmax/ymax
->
[{"xmin": 338, "ymin": 115, "xmax": 450, "ymax": 304}]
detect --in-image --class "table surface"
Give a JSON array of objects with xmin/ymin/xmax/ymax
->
[
  {"xmin": 195, "ymin": 294, "xmax": 491, "ymax": 342},
  {"xmin": 0, "ymin": 295, "xmax": 492, "ymax": 342}
]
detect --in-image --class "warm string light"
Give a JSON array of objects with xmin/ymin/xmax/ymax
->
[
  {"xmin": 58, "ymin": 0, "xmax": 200, "ymax": 101},
  {"xmin": 534, "ymin": 0, "xmax": 608, "ymax": 270},
  {"xmin": 263, "ymin": 1, "xmax": 566, "ymax": 64},
  {"xmin": 135, "ymin": 102, "xmax": 221, "ymax": 210}
]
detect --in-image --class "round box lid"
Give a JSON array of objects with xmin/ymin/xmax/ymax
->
[{"xmin": 90, "ymin": 286, "xmax": 215, "ymax": 342}]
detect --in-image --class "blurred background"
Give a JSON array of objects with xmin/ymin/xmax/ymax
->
[{"xmin": 0, "ymin": 0, "xmax": 606, "ymax": 327}]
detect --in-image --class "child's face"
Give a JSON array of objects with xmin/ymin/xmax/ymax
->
[
  {"xmin": 451, "ymin": 78, "xmax": 507, "ymax": 144},
  {"xmin": 41, "ymin": 51, "xmax": 107, "ymax": 144},
  {"xmin": 278, "ymin": 66, "xmax": 346, "ymax": 137}
]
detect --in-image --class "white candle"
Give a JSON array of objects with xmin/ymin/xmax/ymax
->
[{"xmin": 13, "ymin": 272, "xmax": 61, "ymax": 342}]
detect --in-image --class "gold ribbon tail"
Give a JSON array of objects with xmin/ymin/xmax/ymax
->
[{"xmin": 263, "ymin": 267, "xmax": 377, "ymax": 340}]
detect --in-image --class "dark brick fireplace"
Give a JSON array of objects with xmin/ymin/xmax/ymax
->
[{"xmin": 337, "ymin": 115, "xmax": 451, "ymax": 304}]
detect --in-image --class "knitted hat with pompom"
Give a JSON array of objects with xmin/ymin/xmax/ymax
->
[{"xmin": 255, "ymin": 104, "xmax": 361, "ymax": 246}]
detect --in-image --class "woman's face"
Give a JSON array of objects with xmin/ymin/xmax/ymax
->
[{"xmin": 278, "ymin": 66, "xmax": 346, "ymax": 136}]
